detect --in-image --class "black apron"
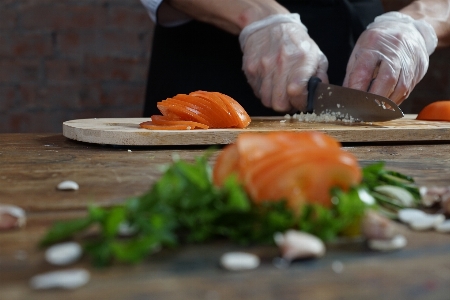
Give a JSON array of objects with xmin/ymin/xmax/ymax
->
[{"xmin": 144, "ymin": 0, "xmax": 384, "ymax": 117}]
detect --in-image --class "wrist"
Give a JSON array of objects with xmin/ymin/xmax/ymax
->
[
  {"xmin": 239, "ymin": 13, "xmax": 306, "ymax": 50},
  {"xmin": 237, "ymin": 3, "xmax": 290, "ymax": 30}
]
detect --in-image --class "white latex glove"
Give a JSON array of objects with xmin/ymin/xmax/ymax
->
[
  {"xmin": 343, "ymin": 12, "xmax": 438, "ymax": 105},
  {"xmin": 239, "ymin": 13, "xmax": 328, "ymax": 112}
]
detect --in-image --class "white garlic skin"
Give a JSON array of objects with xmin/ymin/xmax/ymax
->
[
  {"xmin": 274, "ymin": 230, "xmax": 325, "ymax": 261},
  {"xmin": 57, "ymin": 180, "xmax": 79, "ymax": 191},
  {"xmin": 45, "ymin": 242, "xmax": 83, "ymax": 266},
  {"xmin": 30, "ymin": 268, "xmax": 90, "ymax": 290},
  {"xmin": 0, "ymin": 204, "xmax": 26, "ymax": 230},
  {"xmin": 220, "ymin": 252, "xmax": 260, "ymax": 271},
  {"xmin": 397, "ymin": 208, "xmax": 445, "ymax": 231}
]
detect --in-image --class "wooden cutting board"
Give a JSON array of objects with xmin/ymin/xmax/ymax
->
[{"xmin": 62, "ymin": 114, "xmax": 450, "ymax": 146}]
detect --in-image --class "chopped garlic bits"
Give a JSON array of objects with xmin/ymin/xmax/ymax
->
[{"xmin": 286, "ymin": 111, "xmax": 360, "ymax": 123}]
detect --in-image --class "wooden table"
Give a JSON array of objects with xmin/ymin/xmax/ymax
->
[{"xmin": 1, "ymin": 133, "xmax": 450, "ymax": 300}]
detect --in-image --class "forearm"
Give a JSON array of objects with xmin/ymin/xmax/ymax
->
[
  {"xmin": 163, "ymin": 0, "xmax": 289, "ymax": 34},
  {"xmin": 399, "ymin": 0, "xmax": 450, "ymax": 48}
]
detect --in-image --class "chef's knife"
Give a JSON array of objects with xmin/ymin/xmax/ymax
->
[{"xmin": 306, "ymin": 77, "xmax": 404, "ymax": 122}]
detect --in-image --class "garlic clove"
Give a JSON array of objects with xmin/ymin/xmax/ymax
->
[
  {"xmin": 0, "ymin": 204, "xmax": 26, "ymax": 230},
  {"xmin": 409, "ymin": 213, "xmax": 445, "ymax": 231},
  {"xmin": 274, "ymin": 230, "xmax": 325, "ymax": 261},
  {"xmin": 220, "ymin": 252, "xmax": 260, "ymax": 271},
  {"xmin": 361, "ymin": 210, "xmax": 397, "ymax": 240},
  {"xmin": 397, "ymin": 208, "xmax": 427, "ymax": 224},
  {"xmin": 57, "ymin": 180, "xmax": 79, "ymax": 191},
  {"xmin": 368, "ymin": 234, "xmax": 407, "ymax": 251},
  {"xmin": 45, "ymin": 242, "xmax": 83, "ymax": 266},
  {"xmin": 435, "ymin": 220, "xmax": 450, "ymax": 233},
  {"xmin": 30, "ymin": 268, "xmax": 90, "ymax": 290},
  {"xmin": 420, "ymin": 186, "xmax": 442, "ymax": 207}
]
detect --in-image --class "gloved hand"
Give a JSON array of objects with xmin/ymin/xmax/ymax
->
[
  {"xmin": 343, "ymin": 12, "xmax": 438, "ymax": 105},
  {"xmin": 239, "ymin": 13, "xmax": 328, "ymax": 112}
]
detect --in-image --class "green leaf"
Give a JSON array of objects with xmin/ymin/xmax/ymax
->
[
  {"xmin": 102, "ymin": 206, "xmax": 127, "ymax": 238},
  {"xmin": 111, "ymin": 236, "xmax": 161, "ymax": 264},
  {"xmin": 40, "ymin": 217, "xmax": 93, "ymax": 247},
  {"xmin": 84, "ymin": 239, "xmax": 114, "ymax": 268}
]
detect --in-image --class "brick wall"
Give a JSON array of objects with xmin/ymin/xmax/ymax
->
[
  {"xmin": 0, "ymin": 0, "xmax": 153, "ymax": 133},
  {"xmin": 1, "ymin": 0, "xmax": 449, "ymax": 133}
]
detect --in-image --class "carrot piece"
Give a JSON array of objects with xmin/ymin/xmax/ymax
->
[
  {"xmin": 213, "ymin": 131, "xmax": 361, "ymax": 211},
  {"xmin": 249, "ymin": 148, "xmax": 360, "ymax": 209},
  {"xmin": 234, "ymin": 131, "xmax": 341, "ymax": 172},
  {"xmin": 172, "ymin": 94, "xmax": 226, "ymax": 128},
  {"xmin": 139, "ymin": 121, "xmax": 193, "ymax": 130},
  {"xmin": 189, "ymin": 91, "xmax": 234, "ymax": 127},
  {"xmin": 190, "ymin": 90, "xmax": 229, "ymax": 111},
  {"xmin": 212, "ymin": 143, "xmax": 240, "ymax": 186},
  {"xmin": 416, "ymin": 101, "xmax": 450, "ymax": 121},
  {"xmin": 150, "ymin": 115, "xmax": 182, "ymax": 121},
  {"xmin": 150, "ymin": 115, "xmax": 209, "ymax": 129},
  {"xmin": 157, "ymin": 98, "xmax": 211, "ymax": 126},
  {"xmin": 213, "ymin": 92, "xmax": 251, "ymax": 128},
  {"xmin": 143, "ymin": 90, "xmax": 251, "ymax": 131}
]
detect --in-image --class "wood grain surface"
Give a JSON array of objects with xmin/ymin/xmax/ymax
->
[
  {"xmin": 1, "ymin": 134, "xmax": 450, "ymax": 299},
  {"xmin": 63, "ymin": 115, "xmax": 450, "ymax": 146}
]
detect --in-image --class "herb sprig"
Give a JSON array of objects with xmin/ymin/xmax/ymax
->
[{"xmin": 40, "ymin": 156, "xmax": 419, "ymax": 267}]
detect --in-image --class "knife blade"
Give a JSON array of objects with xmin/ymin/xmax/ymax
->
[{"xmin": 306, "ymin": 77, "xmax": 404, "ymax": 122}]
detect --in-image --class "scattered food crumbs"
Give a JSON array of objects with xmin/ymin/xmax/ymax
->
[
  {"xmin": 30, "ymin": 269, "xmax": 90, "ymax": 290},
  {"xmin": 331, "ymin": 260, "xmax": 344, "ymax": 273},
  {"xmin": 15, "ymin": 250, "xmax": 28, "ymax": 261},
  {"xmin": 57, "ymin": 180, "xmax": 79, "ymax": 191},
  {"xmin": 272, "ymin": 257, "xmax": 291, "ymax": 269}
]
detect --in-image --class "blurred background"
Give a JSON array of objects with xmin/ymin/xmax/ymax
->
[{"xmin": 1, "ymin": 0, "xmax": 449, "ymax": 133}]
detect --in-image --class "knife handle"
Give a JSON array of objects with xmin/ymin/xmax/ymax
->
[{"xmin": 306, "ymin": 76, "xmax": 322, "ymax": 113}]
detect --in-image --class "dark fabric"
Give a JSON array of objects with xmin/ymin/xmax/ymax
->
[{"xmin": 143, "ymin": 0, "xmax": 384, "ymax": 117}]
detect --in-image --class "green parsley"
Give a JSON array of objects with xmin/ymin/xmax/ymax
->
[{"xmin": 40, "ymin": 155, "xmax": 419, "ymax": 267}]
